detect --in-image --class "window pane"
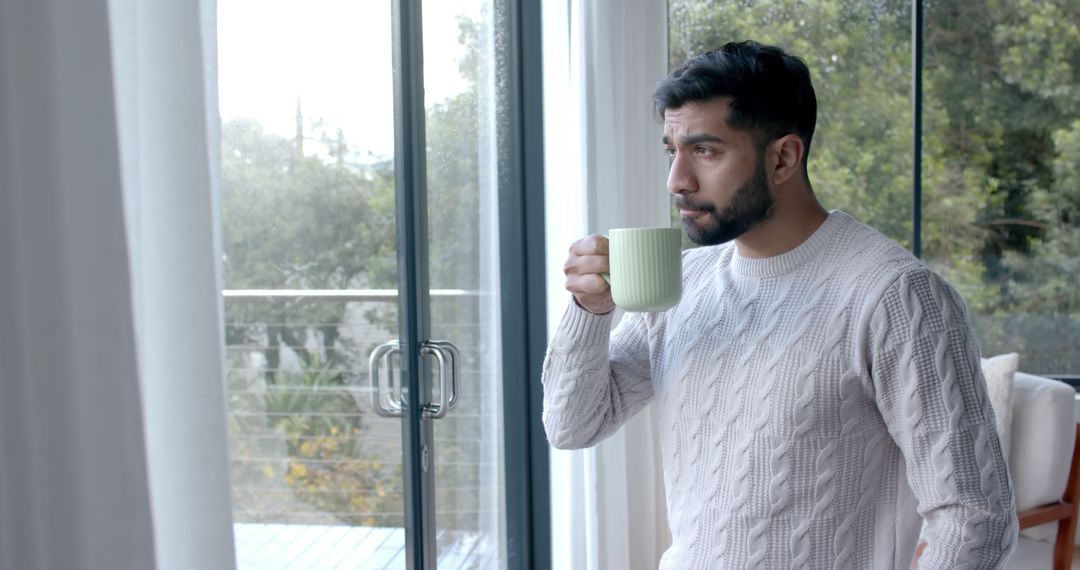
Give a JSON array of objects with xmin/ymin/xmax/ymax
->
[
  {"xmin": 924, "ymin": 0, "xmax": 1080, "ymax": 372},
  {"xmin": 218, "ymin": 1, "xmax": 407, "ymax": 566},
  {"xmin": 422, "ymin": 0, "xmax": 507, "ymax": 566},
  {"xmin": 668, "ymin": 0, "xmax": 915, "ymax": 246}
]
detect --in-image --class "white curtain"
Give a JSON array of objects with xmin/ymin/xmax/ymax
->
[
  {"xmin": 0, "ymin": 0, "xmax": 235, "ymax": 568},
  {"xmin": 542, "ymin": 0, "xmax": 672, "ymax": 568}
]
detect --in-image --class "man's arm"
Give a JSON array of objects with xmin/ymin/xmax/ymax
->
[
  {"xmin": 541, "ymin": 233, "xmax": 656, "ymax": 449},
  {"xmin": 541, "ymin": 301, "xmax": 654, "ymax": 449},
  {"xmin": 869, "ymin": 269, "xmax": 1018, "ymax": 568}
]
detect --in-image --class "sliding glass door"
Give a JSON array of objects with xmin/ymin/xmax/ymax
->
[{"xmin": 218, "ymin": 0, "xmax": 547, "ymax": 568}]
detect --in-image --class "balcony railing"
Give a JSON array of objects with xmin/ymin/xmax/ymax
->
[{"xmin": 223, "ymin": 289, "xmax": 500, "ymax": 567}]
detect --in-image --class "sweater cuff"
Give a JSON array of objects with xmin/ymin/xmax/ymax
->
[{"xmin": 554, "ymin": 299, "xmax": 613, "ymax": 346}]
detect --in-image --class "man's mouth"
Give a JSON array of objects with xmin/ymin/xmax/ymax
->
[{"xmin": 676, "ymin": 200, "xmax": 711, "ymax": 218}]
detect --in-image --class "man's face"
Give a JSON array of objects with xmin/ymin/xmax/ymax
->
[{"xmin": 663, "ymin": 98, "xmax": 773, "ymax": 246}]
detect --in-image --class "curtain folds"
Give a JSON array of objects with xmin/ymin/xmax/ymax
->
[
  {"xmin": 108, "ymin": 0, "xmax": 235, "ymax": 568},
  {"xmin": 542, "ymin": 0, "xmax": 672, "ymax": 568},
  {"xmin": 0, "ymin": 0, "xmax": 235, "ymax": 568}
]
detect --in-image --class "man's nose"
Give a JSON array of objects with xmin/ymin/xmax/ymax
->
[{"xmin": 667, "ymin": 154, "xmax": 697, "ymax": 196}]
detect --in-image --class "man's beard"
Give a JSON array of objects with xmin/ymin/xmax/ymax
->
[{"xmin": 676, "ymin": 159, "xmax": 774, "ymax": 246}]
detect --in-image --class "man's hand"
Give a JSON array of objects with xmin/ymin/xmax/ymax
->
[{"xmin": 564, "ymin": 235, "xmax": 615, "ymax": 315}]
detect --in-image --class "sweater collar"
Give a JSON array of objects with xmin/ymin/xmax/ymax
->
[{"xmin": 730, "ymin": 210, "xmax": 851, "ymax": 277}]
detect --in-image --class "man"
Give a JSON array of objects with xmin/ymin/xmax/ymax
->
[{"xmin": 542, "ymin": 41, "xmax": 1017, "ymax": 569}]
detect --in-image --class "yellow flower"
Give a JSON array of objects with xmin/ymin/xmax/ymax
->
[
  {"xmin": 288, "ymin": 460, "xmax": 308, "ymax": 478},
  {"xmin": 299, "ymin": 440, "xmax": 319, "ymax": 457}
]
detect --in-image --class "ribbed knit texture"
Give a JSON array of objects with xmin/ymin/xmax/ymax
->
[{"xmin": 542, "ymin": 211, "xmax": 1018, "ymax": 569}]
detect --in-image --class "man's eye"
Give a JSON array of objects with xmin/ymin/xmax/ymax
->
[
  {"xmin": 664, "ymin": 147, "xmax": 676, "ymax": 158},
  {"xmin": 695, "ymin": 145, "xmax": 713, "ymax": 156}
]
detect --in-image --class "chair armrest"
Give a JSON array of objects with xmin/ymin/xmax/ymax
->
[{"xmin": 1019, "ymin": 502, "xmax": 1075, "ymax": 529}]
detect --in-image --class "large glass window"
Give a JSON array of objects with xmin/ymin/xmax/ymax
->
[
  {"xmin": 669, "ymin": 0, "xmax": 1080, "ymax": 374},
  {"xmin": 923, "ymin": 0, "xmax": 1080, "ymax": 373}
]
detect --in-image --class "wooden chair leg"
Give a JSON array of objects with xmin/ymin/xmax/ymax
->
[
  {"xmin": 1054, "ymin": 511, "xmax": 1078, "ymax": 570},
  {"xmin": 1052, "ymin": 425, "xmax": 1080, "ymax": 570},
  {"xmin": 912, "ymin": 541, "xmax": 926, "ymax": 569}
]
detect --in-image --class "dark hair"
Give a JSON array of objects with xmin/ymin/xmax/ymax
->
[{"xmin": 654, "ymin": 40, "xmax": 817, "ymax": 168}]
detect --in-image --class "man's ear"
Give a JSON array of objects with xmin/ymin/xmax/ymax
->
[{"xmin": 768, "ymin": 134, "xmax": 805, "ymax": 186}]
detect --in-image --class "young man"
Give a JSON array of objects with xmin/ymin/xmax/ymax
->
[{"xmin": 542, "ymin": 41, "xmax": 1017, "ymax": 568}]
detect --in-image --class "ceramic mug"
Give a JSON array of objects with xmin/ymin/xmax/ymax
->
[{"xmin": 603, "ymin": 227, "xmax": 682, "ymax": 312}]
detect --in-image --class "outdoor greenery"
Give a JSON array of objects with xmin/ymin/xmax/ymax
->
[
  {"xmin": 226, "ymin": 353, "xmax": 404, "ymax": 526},
  {"xmin": 670, "ymin": 0, "xmax": 1080, "ymax": 372}
]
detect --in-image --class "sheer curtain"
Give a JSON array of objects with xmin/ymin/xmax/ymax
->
[
  {"xmin": 542, "ymin": 0, "xmax": 672, "ymax": 568},
  {"xmin": 0, "ymin": 0, "xmax": 234, "ymax": 568}
]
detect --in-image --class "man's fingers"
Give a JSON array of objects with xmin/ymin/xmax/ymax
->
[
  {"xmin": 563, "ymin": 245, "xmax": 615, "ymax": 314},
  {"xmin": 569, "ymin": 234, "xmax": 609, "ymax": 256},
  {"xmin": 563, "ymin": 235, "xmax": 612, "ymax": 310},
  {"xmin": 566, "ymin": 273, "xmax": 610, "ymax": 296},
  {"xmin": 563, "ymin": 253, "xmax": 609, "ymax": 277}
]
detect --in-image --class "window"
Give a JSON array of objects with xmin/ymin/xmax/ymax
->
[
  {"xmin": 923, "ymin": 0, "xmax": 1080, "ymax": 373},
  {"xmin": 217, "ymin": 1, "xmax": 547, "ymax": 568}
]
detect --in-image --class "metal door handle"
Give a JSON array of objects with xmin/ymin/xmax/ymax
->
[
  {"xmin": 368, "ymin": 339, "xmax": 460, "ymax": 419},
  {"xmin": 420, "ymin": 340, "xmax": 460, "ymax": 419},
  {"xmin": 369, "ymin": 341, "xmax": 403, "ymax": 417}
]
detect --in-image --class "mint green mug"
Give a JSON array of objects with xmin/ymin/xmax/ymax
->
[{"xmin": 603, "ymin": 227, "xmax": 683, "ymax": 312}]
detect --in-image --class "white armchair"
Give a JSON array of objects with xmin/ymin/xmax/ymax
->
[{"xmin": 1008, "ymin": 372, "xmax": 1080, "ymax": 569}]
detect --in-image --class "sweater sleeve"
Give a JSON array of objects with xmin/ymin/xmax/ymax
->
[
  {"xmin": 541, "ymin": 300, "xmax": 654, "ymax": 449},
  {"xmin": 867, "ymin": 269, "xmax": 1017, "ymax": 569}
]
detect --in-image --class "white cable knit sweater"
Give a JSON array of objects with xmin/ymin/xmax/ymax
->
[{"xmin": 542, "ymin": 211, "xmax": 1018, "ymax": 569}]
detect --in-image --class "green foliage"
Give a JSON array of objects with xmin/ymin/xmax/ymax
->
[
  {"xmin": 992, "ymin": 0, "xmax": 1080, "ymax": 114},
  {"xmin": 221, "ymin": 118, "xmax": 398, "ymax": 292},
  {"xmin": 226, "ymin": 358, "xmax": 404, "ymax": 527},
  {"xmin": 221, "ymin": 116, "xmax": 399, "ymax": 378},
  {"xmin": 1003, "ymin": 120, "xmax": 1080, "ymax": 315},
  {"xmin": 426, "ymin": 92, "xmax": 482, "ymax": 290}
]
